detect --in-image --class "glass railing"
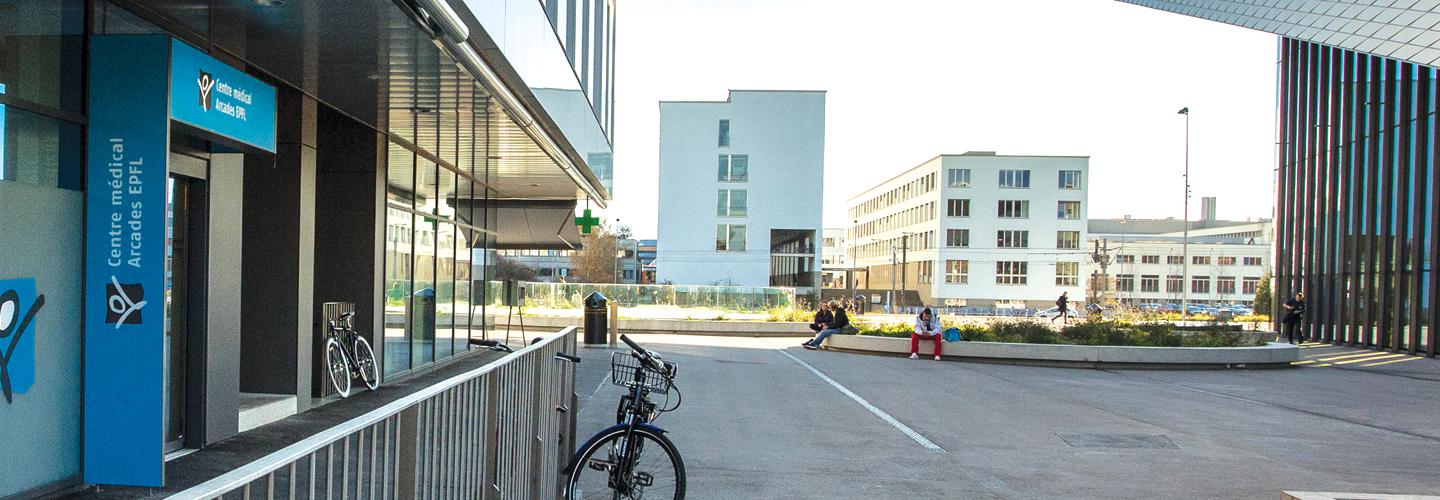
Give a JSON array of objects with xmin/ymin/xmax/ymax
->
[{"xmin": 489, "ymin": 281, "xmax": 797, "ymax": 311}]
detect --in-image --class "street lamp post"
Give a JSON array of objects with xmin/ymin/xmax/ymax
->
[
  {"xmin": 848, "ymin": 220, "xmax": 858, "ymax": 300},
  {"xmin": 1178, "ymin": 107, "xmax": 1191, "ymax": 322}
]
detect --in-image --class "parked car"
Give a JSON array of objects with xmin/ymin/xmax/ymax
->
[
  {"xmin": 1186, "ymin": 304, "xmax": 1216, "ymax": 315},
  {"xmin": 1137, "ymin": 303, "xmax": 1163, "ymax": 312},
  {"xmin": 1159, "ymin": 303, "xmax": 1182, "ymax": 313},
  {"xmin": 1035, "ymin": 306, "xmax": 1086, "ymax": 320},
  {"xmin": 1228, "ymin": 306, "xmax": 1255, "ymax": 316}
]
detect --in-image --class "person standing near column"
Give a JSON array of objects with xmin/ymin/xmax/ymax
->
[{"xmin": 1282, "ymin": 292, "xmax": 1306, "ymax": 344}]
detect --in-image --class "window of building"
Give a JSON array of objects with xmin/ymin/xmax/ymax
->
[
  {"xmin": 1166, "ymin": 275, "xmax": 1184, "ymax": 293},
  {"xmin": 996, "ymin": 261, "xmax": 1028, "ymax": 285},
  {"xmin": 1242, "ymin": 276, "xmax": 1260, "ymax": 294},
  {"xmin": 998, "ymin": 169, "xmax": 1030, "ymax": 188},
  {"xmin": 945, "ymin": 259, "xmax": 969, "ymax": 284},
  {"xmin": 1, "ymin": 105, "xmax": 83, "ymax": 190},
  {"xmin": 1116, "ymin": 274, "xmax": 1135, "ymax": 292},
  {"xmin": 996, "ymin": 230, "xmax": 1029, "ymax": 248},
  {"xmin": 918, "ymin": 260, "xmax": 933, "ymax": 284},
  {"xmin": 1191, "ymin": 276, "xmax": 1210, "ymax": 294},
  {"xmin": 1056, "ymin": 201, "xmax": 1081, "ymax": 219},
  {"xmin": 1216, "ymin": 276, "xmax": 1236, "ymax": 295},
  {"xmin": 717, "ymin": 154, "xmax": 748, "ymax": 181},
  {"xmin": 947, "ymin": 229, "xmax": 970, "ymax": 247},
  {"xmin": 1142, "ymin": 255, "xmax": 1160, "ymax": 264},
  {"xmin": 1217, "ymin": 256, "xmax": 1236, "ymax": 266},
  {"xmin": 997, "ymin": 200, "xmax": 1029, "ymax": 218},
  {"xmin": 1192, "ymin": 256, "xmax": 1211, "ymax": 265},
  {"xmin": 1056, "ymin": 231, "xmax": 1081, "ymax": 249},
  {"xmin": 947, "ymin": 168, "xmax": 971, "ymax": 187},
  {"xmin": 718, "ymin": 119, "xmax": 730, "ymax": 147},
  {"xmin": 1167, "ymin": 256, "xmax": 1184, "ymax": 265},
  {"xmin": 716, "ymin": 189, "xmax": 747, "ymax": 216},
  {"xmin": 1058, "ymin": 170, "xmax": 1082, "ymax": 189},
  {"xmin": 716, "ymin": 224, "xmax": 746, "ymax": 251},
  {"xmin": 1141, "ymin": 275, "xmax": 1160, "ymax": 292},
  {"xmin": 1055, "ymin": 262, "xmax": 1080, "ymax": 286},
  {"xmin": 947, "ymin": 198, "xmax": 970, "ymax": 217},
  {"xmin": 1116, "ymin": 255, "xmax": 1135, "ymax": 264},
  {"xmin": 1243, "ymin": 257, "xmax": 1263, "ymax": 266}
]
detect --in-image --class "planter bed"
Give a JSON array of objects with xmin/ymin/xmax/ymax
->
[{"xmin": 824, "ymin": 334, "xmax": 1299, "ymax": 369}]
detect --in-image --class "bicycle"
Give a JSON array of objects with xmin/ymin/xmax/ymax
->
[
  {"xmin": 566, "ymin": 334, "xmax": 686, "ymax": 499},
  {"xmin": 324, "ymin": 311, "xmax": 379, "ymax": 397}
]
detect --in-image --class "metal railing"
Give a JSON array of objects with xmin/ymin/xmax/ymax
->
[{"xmin": 170, "ymin": 327, "xmax": 579, "ymax": 500}]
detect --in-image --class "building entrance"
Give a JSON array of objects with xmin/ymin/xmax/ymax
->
[{"xmin": 163, "ymin": 151, "xmax": 208, "ymax": 454}]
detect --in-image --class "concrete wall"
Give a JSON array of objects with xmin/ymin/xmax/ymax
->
[
  {"xmin": 0, "ymin": 182, "xmax": 83, "ymax": 495},
  {"xmin": 657, "ymin": 91, "xmax": 825, "ymax": 287}
]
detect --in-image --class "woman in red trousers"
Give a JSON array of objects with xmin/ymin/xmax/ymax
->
[{"xmin": 911, "ymin": 307, "xmax": 942, "ymax": 360}]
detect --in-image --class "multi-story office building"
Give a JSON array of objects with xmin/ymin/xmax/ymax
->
[
  {"xmin": 495, "ymin": 238, "xmax": 641, "ymax": 284},
  {"xmin": 0, "ymin": 0, "xmax": 615, "ymax": 495},
  {"xmin": 821, "ymin": 228, "xmax": 850, "ymax": 288},
  {"xmin": 656, "ymin": 90, "xmax": 826, "ymax": 291},
  {"xmin": 638, "ymin": 239, "xmax": 657, "ymax": 283},
  {"xmin": 847, "ymin": 152, "xmax": 1090, "ymax": 310},
  {"xmin": 1088, "ymin": 216, "xmax": 1273, "ymax": 307},
  {"xmin": 1124, "ymin": 1, "xmax": 1439, "ymax": 355}
]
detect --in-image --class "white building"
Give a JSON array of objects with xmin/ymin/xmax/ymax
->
[
  {"xmin": 656, "ymin": 90, "xmax": 826, "ymax": 290},
  {"xmin": 820, "ymin": 228, "xmax": 849, "ymax": 288},
  {"xmin": 495, "ymin": 237, "xmax": 642, "ymax": 284},
  {"xmin": 847, "ymin": 152, "xmax": 1090, "ymax": 310},
  {"xmin": 1088, "ymin": 214, "xmax": 1272, "ymax": 307}
]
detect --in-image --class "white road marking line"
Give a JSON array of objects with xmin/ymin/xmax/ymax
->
[{"xmin": 778, "ymin": 349, "xmax": 946, "ymax": 453}]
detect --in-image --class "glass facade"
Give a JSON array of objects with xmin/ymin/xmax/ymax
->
[{"xmin": 1276, "ymin": 37, "xmax": 1436, "ymax": 356}]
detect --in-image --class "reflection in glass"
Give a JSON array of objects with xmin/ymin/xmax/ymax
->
[
  {"xmin": 436, "ymin": 222, "xmax": 455, "ymax": 359},
  {"xmin": 0, "ymin": 105, "xmax": 83, "ymax": 190},
  {"xmin": 2, "ymin": 0, "xmax": 84, "ymax": 113},
  {"xmin": 384, "ymin": 207, "xmax": 413, "ymax": 376},
  {"xmin": 412, "ymin": 214, "xmax": 437, "ymax": 366}
]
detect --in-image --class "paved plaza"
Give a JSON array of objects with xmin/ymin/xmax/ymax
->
[{"xmin": 574, "ymin": 335, "xmax": 1440, "ymax": 499}]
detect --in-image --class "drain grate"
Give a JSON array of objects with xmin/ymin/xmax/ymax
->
[{"xmin": 1057, "ymin": 433, "xmax": 1179, "ymax": 449}]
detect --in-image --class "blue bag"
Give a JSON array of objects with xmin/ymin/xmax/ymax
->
[{"xmin": 942, "ymin": 327, "xmax": 961, "ymax": 342}]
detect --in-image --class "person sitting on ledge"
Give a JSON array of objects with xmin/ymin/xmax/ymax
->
[
  {"xmin": 808, "ymin": 301, "xmax": 833, "ymax": 335},
  {"xmin": 911, "ymin": 307, "xmax": 942, "ymax": 360},
  {"xmin": 802, "ymin": 300, "xmax": 848, "ymax": 350}
]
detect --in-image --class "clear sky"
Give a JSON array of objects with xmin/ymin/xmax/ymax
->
[{"xmin": 601, "ymin": 0, "xmax": 1279, "ymax": 239}]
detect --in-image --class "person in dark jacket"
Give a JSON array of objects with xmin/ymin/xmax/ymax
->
[
  {"xmin": 1053, "ymin": 292, "xmax": 1070, "ymax": 324},
  {"xmin": 808, "ymin": 302, "xmax": 833, "ymax": 334},
  {"xmin": 803, "ymin": 300, "xmax": 849, "ymax": 350},
  {"xmin": 1282, "ymin": 292, "xmax": 1306, "ymax": 344}
]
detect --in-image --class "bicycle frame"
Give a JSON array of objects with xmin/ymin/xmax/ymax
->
[{"xmin": 608, "ymin": 360, "xmax": 665, "ymax": 495}]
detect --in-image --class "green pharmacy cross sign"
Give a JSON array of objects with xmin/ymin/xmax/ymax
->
[{"xmin": 575, "ymin": 208, "xmax": 601, "ymax": 234}]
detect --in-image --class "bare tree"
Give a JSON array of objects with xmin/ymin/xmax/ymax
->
[
  {"xmin": 569, "ymin": 224, "xmax": 619, "ymax": 283},
  {"xmin": 493, "ymin": 255, "xmax": 538, "ymax": 282}
]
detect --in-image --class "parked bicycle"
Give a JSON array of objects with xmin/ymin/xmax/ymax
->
[
  {"xmin": 566, "ymin": 334, "xmax": 685, "ymax": 499},
  {"xmin": 324, "ymin": 311, "xmax": 379, "ymax": 397}
]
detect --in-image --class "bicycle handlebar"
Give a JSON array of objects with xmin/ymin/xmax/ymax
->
[{"xmin": 620, "ymin": 334, "xmax": 666, "ymax": 374}]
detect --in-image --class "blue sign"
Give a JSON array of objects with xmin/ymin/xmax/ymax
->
[
  {"xmin": 169, "ymin": 39, "xmax": 277, "ymax": 152},
  {"xmin": 0, "ymin": 277, "xmax": 43, "ymax": 404},
  {"xmin": 84, "ymin": 35, "xmax": 170, "ymax": 487}
]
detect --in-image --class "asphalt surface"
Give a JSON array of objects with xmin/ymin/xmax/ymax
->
[{"xmin": 573, "ymin": 335, "xmax": 1440, "ymax": 499}]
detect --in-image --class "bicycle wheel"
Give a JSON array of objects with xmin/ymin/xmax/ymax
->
[
  {"xmin": 351, "ymin": 335, "xmax": 380, "ymax": 391},
  {"xmin": 566, "ymin": 426, "xmax": 685, "ymax": 500},
  {"xmin": 324, "ymin": 337, "xmax": 352, "ymax": 397}
]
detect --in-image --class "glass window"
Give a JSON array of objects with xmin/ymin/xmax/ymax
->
[
  {"xmin": 1242, "ymin": 277, "xmax": 1260, "ymax": 294},
  {"xmin": 947, "ymin": 168, "xmax": 970, "ymax": 187},
  {"xmin": 946, "ymin": 229, "xmax": 969, "ymax": 247},
  {"xmin": 946, "ymin": 199, "xmax": 970, "ymax": 217},
  {"xmin": 387, "ymin": 142, "xmax": 416, "ymax": 207},
  {"xmin": 1243, "ymin": 257, "xmax": 1263, "ymax": 266},
  {"xmin": 1115, "ymin": 255, "xmax": 1135, "ymax": 264},
  {"xmin": 1055, "ymin": 262, "xmax": 1079, "ymax": 286},
  {"xmin": 1142, "ymin": 255, "xmax": 1161, "ymax": 264},
  {"xmin": 998, "ymin": 169, "xmax": 1030, "ymax": 188},
  {"xmin": 1141, "ymin": 275, "xmax": 1160, "ymax": 293},
  {"xmin": 1192, "ymin": 256, "xmax": 1211, "ymax": 265},
  {"xmin": 1216, "ymin": 276, "xmax": 1236, "ymax": 295},
  {"xmin": 1192, "ymin": 276, "xmax": 1210, "ymax": 294},
  {"xmin": 1167, "ymin": 256, "xmax": 1185, "ymax": 265},
  {"xmin": 945, "ymin": 260, "xmax": 968, "ymax": 284},
  {"xmin": 1, "ymin": 0, "xmax": 84, "ymax": 114},
  {"xmin": 996, "ymin": 261, "xmax": 1028, "ymax": 285},
  {"xmin": 1056, "ymin": 231, "xmax": 1080, "ymax": 249},
  {"xmin": 717, "ymin": 189, "xmax": 747, "ymax": 216},
  {"xmin": 455, "ymin": 216, "xmax": 474, "ymax": 351},
  {"xmin": 718, "ymin": 119, "xmax": 730, "ymax": 147},
  {"xmin": 383, "ymin": 208, "xmax": 414, "ymax": 376},
  {"xmin": 1116, "ymin": 274, "xmax": 1135, "ymax": 292},
  {"xmin": 412, "ymin": 216, "xmax": 437, "ymax": 367},
  {"xmin": 996, "ymin": 230, "xmax": 1028, "ymax": 248},
  {"xmin": 1217, "ymin": 256, "xmax": 1236, "ymax": 266},
  {"xmin": 1, "ymin": 105, "xmax": 82, "ymax": 190},
  {"xmin": 1057, "ymin": 201, "xmax": 1081, "ymax": 219},
  {"xmin": 718, "ymin": 154, "xmax": 748, "ymax": 181},
  {"xmin": 1058, "ymin": 170, "xmax": 1082, "ymax": 189},
  {"xmin": 998, "ymin": 200, "xmax": 1029, "ymax": 218},
  {"xmin": 716, "ymin": 224, "xmax": 746, "ymax": 251},
  {"xmin": 1166, "ymin": 275, "xmax": 1184, "ymax": 293},
  {"xmin": 435, "ymin": 223, "xmax": 456, "ymax": 359}
]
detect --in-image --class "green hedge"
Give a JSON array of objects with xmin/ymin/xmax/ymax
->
[{"xmin": 857, "ymin": 319, "xmax": 1256, "ymax": 348}]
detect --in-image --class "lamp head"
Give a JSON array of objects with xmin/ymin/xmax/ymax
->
[{"xmin": 1177, "ymin": 107, "xmax": 1189, "ymax": 115}]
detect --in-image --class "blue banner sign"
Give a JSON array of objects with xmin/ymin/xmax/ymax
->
[
  {"xmin": 169, "ymin": 39, "xmax": 277, "ymax": 152},
  {"xmin": 0, "ymin": 277, "xmax": 44, "ymax": 404},
  {"xmin": 83, "ymin": 35, "xmax": 170, "ymax": 487}
]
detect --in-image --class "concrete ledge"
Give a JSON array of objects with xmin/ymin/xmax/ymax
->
[
  {"xmin": 495, "ymin": 315, "xmax": 813, "ymax": 337},
  {"xmin": 1284, "ymin": 493, "xmax": 1440, "ymax": 500},
  {"xmin": 824, "ymin": 334, "xmax": 1299, "ymax": 368}
]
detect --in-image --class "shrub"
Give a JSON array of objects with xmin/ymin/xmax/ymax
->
[
  {"xmin": 766, "ymin": 306, "xmax": 813, "ymax": 322},
  {"xmin": 990, "ymin": 320, "xmax": 1059, "ymax": 344},
  {"xmin": 857, "ymin": 322, "xmax": 914, "ymax": 338},
  {"xmin": 1233, "ymin": 314, "xmax": 1271, "ymax": 323}
]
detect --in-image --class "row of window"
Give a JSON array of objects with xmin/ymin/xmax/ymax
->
[
  {"xmin": 937, "ymin": 261, "xmax": 1078, "ymax": 286},
  {"xmin": 848, "ymin": 172, "xmax": 939, "ymax": 220},
  {"xmin": 853, "ymin": 202, "xmax": 936, "ymax": 239},
  {"xmin": 940, "ymin": 229, "xmax": 1082, "ymax": 249},
  {"xmin": 944, "ymin": 199, "xmax": 1082, "ymax": 219},
  {"xmin": 1111, "ymin": 275, "xmax": 1262, "ymax": 294},
  {"xmin": 856, "ymin": 230, "xmax": 937, "ymax": 259},
  {"xmin": 1114, "ymin": 255, "xmax": 1265, "ymax": 266},
  {"xmin": 944, "ymin": 168, "xmax": 1083, "ymax": 190}
]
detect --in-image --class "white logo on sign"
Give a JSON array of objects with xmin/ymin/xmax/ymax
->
[{"xmin": 197, "ymin": 71, "xmax": 215, "ymax": 111}]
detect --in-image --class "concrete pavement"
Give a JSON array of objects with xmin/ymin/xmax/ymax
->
[{"xmin": 573, "ymin": 335, "xmax": 1440, "ymax": 499}]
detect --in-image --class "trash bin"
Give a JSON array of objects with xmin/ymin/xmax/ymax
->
[
  {"xmin": 414, "ymin": 287, "xmax": 436, "ymax": 345},
  {"xmin": 584, "ymin": 291, "xmax": 608, "ymax": 345}
]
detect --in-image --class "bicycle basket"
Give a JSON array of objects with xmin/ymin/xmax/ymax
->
[{"xmin": 610, "ymin": 352, "xmax": 675, "ymax": 394}]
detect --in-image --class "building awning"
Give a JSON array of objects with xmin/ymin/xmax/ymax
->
[{"xmin": 485, "ymin": 200, "xmax": 582, "ymax": 250}]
